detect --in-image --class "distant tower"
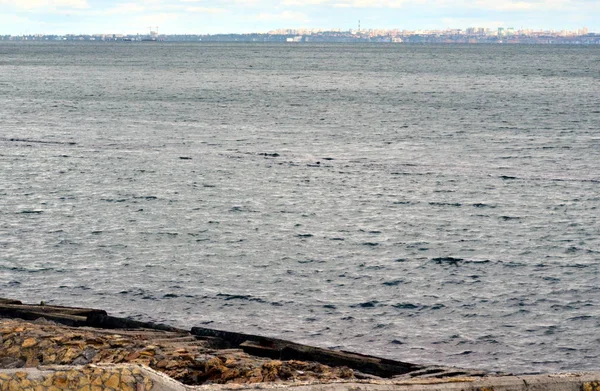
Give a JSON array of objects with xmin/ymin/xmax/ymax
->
[{"xmin": 358, "ymin": 20, "xmax": 361, "ymax": 32}]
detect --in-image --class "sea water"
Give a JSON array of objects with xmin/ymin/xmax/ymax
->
[{"xmin": 1, "ymin": 42, "xmax": 599, "ymax": 373}]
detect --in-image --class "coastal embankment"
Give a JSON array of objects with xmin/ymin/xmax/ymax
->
[{"xmin": 1, "ymin": 298, "xmax": 599, "ymax": 391}]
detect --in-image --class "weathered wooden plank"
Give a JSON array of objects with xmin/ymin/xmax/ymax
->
[
  {"xmin": 191, "ymin": 326, "xmax": 424, "ymax": 377},
  {"xmin": 85, "ymin": 312, "xmax": 186, "ymax": 332},
  {"xmin": 0, "ymin": 298, "xmax": 22, "ymax": 305},
  {"xmin": 0, "ymin": 309, "xmax": 88, "ymax": 327},
  {"xmin": 0, "ymin": 303, "xmax": 106, "ymax": 317}
]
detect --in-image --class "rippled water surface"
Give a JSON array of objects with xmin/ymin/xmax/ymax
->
[{"xmin": 1, "ymin": 42, "xmax": 599, "ymax": 374}]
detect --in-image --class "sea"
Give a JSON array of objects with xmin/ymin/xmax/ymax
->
[{"xmin": 1, "ymin": 42, "xmax": 599, "ymax": 374}]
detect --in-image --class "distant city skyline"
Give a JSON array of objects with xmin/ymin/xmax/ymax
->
[{"xmin": 0, "ymin": 0, "xmax": 598, "ymax": 35}]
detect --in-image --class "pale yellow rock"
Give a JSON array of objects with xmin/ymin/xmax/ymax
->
[
  {"xmin": 77, "ymin": 386, "xmax": 91, "ymax": 391},
  {"xmin": 91, "ymin": 375, "xmax": 103, "ymax": 386},
  {"xmin": 121, "ymin": 383, "xmax": 135, "ymax": 391},
  {"xmin": 78, "ymin": 375, "xmax": 91, "ymax": 386},
  {"xmin": 0, "ymin": 373, "xmax": 11, "ymax": 380},
  {"xmin": 104, "ymin": 373, "xmax": 120, "ymax": 389},
  {"xmin": 14, "ymin": 371, "xmax": 27, "ymax": 379},
  {"xmin": 67, "ymin": 370, "xmax": 80, "ymax": 381},
  {"xmin": 121, "ymin": 374, "xmax": 136, "ymax": 385},
  {"xmin": 18, "ymin": 378, "xmax": 32, "ymax": 388},
  {"xmin": 143, "ymin": 377, "xmax": 153, "ymax": 390},
  {"xmin": 21, "ymin": 337, "xmax": 38, "ymax": 348},
  {"xmin": 48, "ymin": 386, "xmax": 62, "ymax": 391},
  {"xmin": 131, "ymin": 367, "xmax": 142, "ymax": 375},
  {"xmin": 7, "ymin": 380, "xmax": 20, "ymax": 391},
  {"xmin": 121, "ymin": 368, "xmax": 132, "ymax": 377},
  {"xmin": 35, "ymin": 385, "xmax": 45, "ymax": 391},
  {"xmin": 42, "ymin": 375, "xmax": 55, "ymax": 387},
  {"xmin": 91, "ymin": 386, "xmax": 103, "ymax": 391},
  {"xmin": 62, "ymin": 347, "xmax": 80, "ymax": 363}
]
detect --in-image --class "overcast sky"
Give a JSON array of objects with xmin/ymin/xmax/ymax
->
[{"xmin": 0, "ymin": 0, "xmax": 597, "ymax": 35}]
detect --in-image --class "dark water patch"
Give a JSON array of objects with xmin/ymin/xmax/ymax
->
[
  {"xmin": 133, "ymin": 195, "xmax": 158, "ymax": 200},
  {"xmin": 323, "ymin": 304, "xmax": 336, "ymax": 309},
  {"xmin": 429, "ymin": 202, "xmax": 462, "ymax": 207},
  {"xmin": 359, "ymin": 264, "xmax": 386, "ymax": 270},
  {"xmin": 216, "ymin": 293, "xmax": 267, "ymax": 304},
  {"xmin": 3, "ymin": 137, "xmax": 77, "ymax": 145},
  {"xmin": 432, "ymin": 257, "xmax": 463, "ymax": 266},
  {"xmin": 298, "ymin": 259, "xmax": 318, "ymax": 264},
  {"xmin": 179, "ymin": 156, "xmax": 192, "ymax": 160},
  {"xmin": 258, "ymin": 152, "xmax": 280, "ymax": 157},
  {"xmin": 472, "ymin": 203, "xmax": 496, "ymax": 208},
  {"xmin": 382, "ymin": 279, "xmax": 403, "ymax": 286},
  {"xmin": 362, "ymin": 242, "xmax": 379, "ymax": 246},
  {"xmin": 163, "ymin": 293, "xmax": 180, "ymax": 298},
  {"xmin": 351, "ymin": 300, "xmax": 379, "ymax": 308},
  {"xmin": 500, "ymin": 216, "xmax": 522, "ymax": 221},
  {"xmin": 296, "ymin": 233, "xmax": 313, "ymax": 238},
  {"xmin": 18, "ymin": 210, "xmax": 44, "ymax": 214},
  {"xmin": 562, "ymin": 263, "xmax": 591, "ymax": 269},
  {"xmin": 499, "ymin": 175, "xmax": 518, "ymax": 180},
  {"xmin": 477, "ymin": 335, "xmax": 500, "ymax": 343},
  {"xmin": 101, "ymin": 198, "xmax": 128, "ymax": 203},
  {"xmin": 568, "ymin": 315, "xmax": 594, "ymax": 321},
  {"xmin": 329, "ymin": 237, "xmax": 344, "ymax": 241},
  {"xmin": 391, "ymin": 339, "xmax": 404, "ymax": 345},
  {"xmin": 393, "ymin": 303, "xmax": 420, "ymax": 310}
]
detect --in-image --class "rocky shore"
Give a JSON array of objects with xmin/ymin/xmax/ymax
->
[
  {"xmin": 2, "ymin": 298, "xmax": 600, "ymax": 391},
  {"xmin": 0, "ymin": 317, "xmax": 355, "ymax": 386}
]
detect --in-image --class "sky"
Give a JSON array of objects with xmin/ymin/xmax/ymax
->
[{"xmin": 0, "ymin": 0, "xmax": 597, "ymax": 35}]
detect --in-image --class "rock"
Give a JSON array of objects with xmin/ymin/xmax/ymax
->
[
  {"xmin": 21, "ymin": 337, "xmax": 37, "ymax": 348},
  {"xmin": 0, "ymin": 356, "xmax": 26, "ymax": 368},
  {"xmin": 104, "ymin": 373, "xmax": 120, "ymax": 389}
]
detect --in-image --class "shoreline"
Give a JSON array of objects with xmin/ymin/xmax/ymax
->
[{"xmin": 1, "ymin": 298, "xmax": 599, "ymax": 390}]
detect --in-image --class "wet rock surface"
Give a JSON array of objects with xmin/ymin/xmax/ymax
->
[{"xmin": 0, "ymin": 319, "xmax": 355, "ymax": 385}]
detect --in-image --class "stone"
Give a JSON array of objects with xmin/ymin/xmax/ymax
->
[
  {"xmin": 120, "ymin": 383, "xmax": 135, "ymax": 391},
  {"xmin": 143, "ymin": 378, "xmax": 153, "ymax": 390},
  {"xmin": 105, "ymin": 373, "xmax": 120, "ymax": 389},
  {"xmin": 21, "ymin": 337, "xmax": 37, "ymax": 348},
  {"xmin": 78, "ymin": 376, "xmax": 91, "ymax": 386},
  {"xmin": 53, "ymin": 374, "xmax": 68, "ymax": 388},
  {"xmin": 91, "ymin": 375, "xmax": 103, "ymax": 385},
  {"xmin": 0, "ymin": 356, "xmax": 25, "ymax": 369},
  {"xmin": 8, "ymin": 380, "xmax": 20, "ymax": 391},
  {"xmin": 126, "ymin": 351, "xmax": 140, "ymax": 361}
]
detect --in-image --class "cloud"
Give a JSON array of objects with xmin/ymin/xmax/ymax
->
[
  {"xmin": 0, "ymin": 0, "xmax": 89, "ymax": 10},
  {"xmin": 332, "ymin": 0, "xmax": 411, "ymax": 7},
  {"xmin": 255, "ymin": 10, "xmax": 308, "ymax": 21},
  {"xmin": 104, "ymin": 3, "xmax": 147, "ymax": 15},
  {"xmin": 185, "ymin": 6, "xmax": 227, "ymax": 13}
]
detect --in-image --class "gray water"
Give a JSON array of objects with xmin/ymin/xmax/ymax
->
[{"xmin": 1, "ymin": 42, "xmax": 599, "ymax": 374}]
